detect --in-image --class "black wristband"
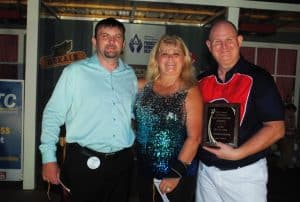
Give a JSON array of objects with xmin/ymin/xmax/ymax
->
[{"xmin": 165, "ymin": 159, "xmax": 188, "ymax": 178}]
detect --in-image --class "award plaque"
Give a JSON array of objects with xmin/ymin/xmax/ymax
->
[{"xmin": 203, "ymin": 103, "xmax": 240, "ymax": 148}]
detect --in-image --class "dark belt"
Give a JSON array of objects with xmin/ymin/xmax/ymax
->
[{"xmin": 67, "ymin": 143, "xmax": 131, "ymax": 160}]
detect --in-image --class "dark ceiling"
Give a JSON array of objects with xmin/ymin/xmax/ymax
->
[{"xmin": 0, "ymin": 0, "xmax": 300, "ymax": 34}]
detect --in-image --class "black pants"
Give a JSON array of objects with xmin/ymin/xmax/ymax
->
[
  {"xmin": 137, "ymin": 169, "xmax": 197, "ymax": 202},
  {"xmin": 61, "ymin": 144, "xmax": 134, "ymax": 202}
]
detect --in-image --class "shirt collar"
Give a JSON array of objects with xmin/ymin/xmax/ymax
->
[
  {"xmin": 89, "ymin": 54, "xmax": 127, "ymax": 72},
  {"xmin": 213, "ymin": 56, "xmax": 244, "ymax": 83}
]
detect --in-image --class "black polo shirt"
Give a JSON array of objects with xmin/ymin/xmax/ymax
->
[{"xmin": 198, "ymin": 56, "xmax": 284, "ymax": 169}]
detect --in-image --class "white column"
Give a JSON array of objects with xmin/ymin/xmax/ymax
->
[
  {"xmin": 23, "ymin": 0, "xmax": 39, "ymax": 190},
  {"xmin": 226, "ymin": 7, "xmax": 240, "ymax": 29}
]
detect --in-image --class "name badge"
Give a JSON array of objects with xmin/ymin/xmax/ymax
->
[{"xmin": 87, "ymin": 156, "xmax": 101, "ymax": 169}]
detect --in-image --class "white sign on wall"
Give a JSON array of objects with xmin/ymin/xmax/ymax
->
[{"xmin": 122, "ymin": 23, "xmax": 166, "ymax": 65}]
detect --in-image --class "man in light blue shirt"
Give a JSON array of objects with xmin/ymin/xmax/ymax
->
[{"xmin": 39, "ymin": 18, "xmax": 138, "ymax": 202}]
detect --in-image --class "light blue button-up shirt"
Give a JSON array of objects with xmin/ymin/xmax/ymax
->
[{"xmin": 39, "ymin": 54, "xmax": 138, "ymax": 163}]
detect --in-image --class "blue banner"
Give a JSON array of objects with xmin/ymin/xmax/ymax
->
[{"xmin": 0, "ymin": 80, "xmax": 23, "ymax": 180}]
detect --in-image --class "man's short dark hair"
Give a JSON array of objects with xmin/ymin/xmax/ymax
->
[{"xmin": 94, "ymin": 17, "xmax": 126, "ymax": 38}]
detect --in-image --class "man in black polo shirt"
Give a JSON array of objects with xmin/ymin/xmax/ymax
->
[{"xmin": 196, "ymin": 20, "xmax": 285, "ymax": 202}]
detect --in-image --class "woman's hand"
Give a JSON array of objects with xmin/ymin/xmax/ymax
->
[{"xmin": 159, "ymin": 177, "xmax": 180, "ymax": 194}]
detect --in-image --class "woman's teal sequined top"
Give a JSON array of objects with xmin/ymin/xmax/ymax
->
[{"xmin": 134, "ymin": 82, "xmax": 198, "ymax": 179}]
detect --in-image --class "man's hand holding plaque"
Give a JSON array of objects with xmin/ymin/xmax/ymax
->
[{"xmin": 202, "ymin": 103, "xmax": 240, "ymax": 148}]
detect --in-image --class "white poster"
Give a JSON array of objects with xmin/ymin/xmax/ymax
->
[{"xmin": 123, "ymin": 23, "xmax": 166, "ymax": 65}]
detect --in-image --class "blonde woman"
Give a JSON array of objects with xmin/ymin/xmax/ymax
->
[{"xmin": 134, "ymin": 35, "xmax": 203, "ymax": 202}]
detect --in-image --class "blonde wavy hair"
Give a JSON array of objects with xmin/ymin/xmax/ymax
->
[{"xmin": 145, "ymin": 34, "xmax": 196, "ymax": 89}]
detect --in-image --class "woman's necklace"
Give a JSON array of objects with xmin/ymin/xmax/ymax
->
[{"xmin": 154, "ymin": 79, "xmax": 180, "ymax": 96}]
